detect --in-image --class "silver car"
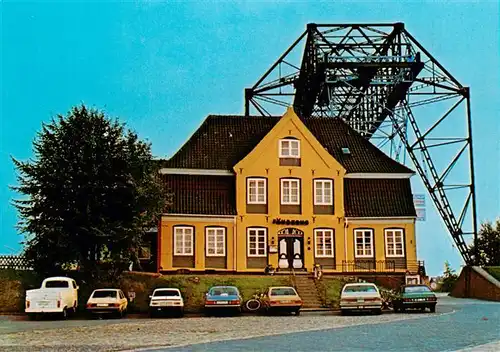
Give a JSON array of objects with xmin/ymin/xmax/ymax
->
[{"xmin": 340, "ymin": 283, "xmax": 383, "ymax": 315}]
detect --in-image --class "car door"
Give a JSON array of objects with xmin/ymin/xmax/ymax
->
[{"xmin": 119, "ymin": 290, "xmax": 127, "ymax": 309}]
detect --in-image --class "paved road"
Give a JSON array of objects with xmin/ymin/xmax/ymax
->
[{"xmin": 151, "ymin": 296, "xmax": 500, "ymax": 352}]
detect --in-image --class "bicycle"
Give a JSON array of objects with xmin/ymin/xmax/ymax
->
[{"xmin": 245, "ymin": 292, "xmax": 265, "ymax": 312}]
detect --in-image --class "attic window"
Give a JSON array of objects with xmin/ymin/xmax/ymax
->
[
  {"xmin": 342, "ymin": 147, "xmax": 351, "ymax": 155},
  {"xmin": 279, "ymin": 139, "xmax": 300, "ymax": 158}
]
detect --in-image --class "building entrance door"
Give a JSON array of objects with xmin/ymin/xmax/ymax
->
[{"xmin": 278, "ymin": 236, "xmax": 304, "ymax": 269}]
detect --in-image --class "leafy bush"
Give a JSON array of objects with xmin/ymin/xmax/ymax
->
[{"xmin": 485, "ymin": 267, "xmax": 500, "ymax": 282}]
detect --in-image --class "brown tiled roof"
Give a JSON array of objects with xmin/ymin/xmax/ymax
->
[
  {"xmin": 161, "ymin": 174, "xmax": 236, "ymax": 215},
  {"xmin": 344, "ymin": 179, "xmax": 416, "ymax": 217},
  {"xmin": 163, "ymin": 115, "xmax": 413, "ymax": 174}
]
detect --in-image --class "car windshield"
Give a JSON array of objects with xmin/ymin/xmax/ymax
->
[
  {"xmin": 92, "ymin": 290, "xmax": 118, "ymax": 298},
  {"xmin": 45, "ymin": 280, "xmax": 69, "ymax": 288},
  {"xmin": 209, "ymin": 287, "xmax": 238, "ymax": 296},
  {"xmin": 153, "ymin": 290, "xmax": 180, "ymax": 297},
  {"xmin": 404, "ymin": 286, "xmax": 431, "ymax": 293},
  {"xmin": 270, "ymin": 288, "xmax": 297, "ymax": 296},
  {"xmin": 343, "ymin": 285, "xmax": 377, "ymax": 293}
]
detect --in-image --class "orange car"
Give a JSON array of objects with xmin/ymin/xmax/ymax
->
[{"xmin": 262, "ymin": 286, "xmax": 303, "ymax": 315}]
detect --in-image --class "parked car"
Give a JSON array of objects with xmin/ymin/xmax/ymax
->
[
  {"xmin": 392, "ymin": 284, "xmax": 437, "ymax": 313},
  {"xmin": 25, "ymin": 276, "xmax": 79, "ymax": 320},
  {"xmin": 86, "ymin": 288, "xmax": 128, "ymax": 318},
  {"xmin": 149, "ymin": 288, "xmax": 184, "ymax": 317},
  {"xmin": 340, "ymin": 282, "xmax": 383, "ymax": 315},
  {"xmin": 204, "ymin": 286, "xmax": 242, "ymax": 315},
  {"xmin": 262, "ymin": 286, "xmax": 303, "ymax": 315}
]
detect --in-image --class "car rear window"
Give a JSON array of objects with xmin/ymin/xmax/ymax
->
[
  {"xmin": 343, "ymin": 285, "xmax": 377, "ymax": 293},
  {"xmin": 209, "ymin": 287, "xmax": 238, "ymax": 296},
  {"xmin": 270, "ymin": 288, "xmax": 297, "ymax": 296},
  {"xmin": 45, "ymin": 280, "xmax": 69, "ymax": 288},
  {"xmin": 92, "ymin": 290, "xmax": 118, "ymax": 298},
  {"xmin": 153, "ymin": 290, "xmax": 180, "ymax": 297},
  {"xmin": 404, "ymin": 286, "xmax": 431, "ymax": 293}
]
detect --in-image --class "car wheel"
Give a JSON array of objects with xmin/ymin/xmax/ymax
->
[
  {"xmin": 61, "ymin": 307, "xmax": 68, "ymax": 320},
  {"xmin": 178, "ymin": 309, "xmax": 184, "ymax": 318},
  {"xmin": 430, "ymin": 305, "xmax": 436, "ymax": 313},
  {"xmin": 373, "ymin": 309, "xmax": 382, "ymax": 315},
  {"xmin": 295, "ymin": 310, "xmax": 301, "ymax": 316},
  {"xmin": 27, "ymin": 313, "xmax": 37, "ymax": 321},
  {"xmin": 149, "ymin": 309, "xmax": 156, "ymax": 318},
  {"xmin": 341, "ymin": 310, "xmax": 350, "ymax": 316}
]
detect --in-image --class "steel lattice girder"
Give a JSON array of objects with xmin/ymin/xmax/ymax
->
[{"xmin": 244, "ymin": 22, "xmax": 478, "ymax": 264}]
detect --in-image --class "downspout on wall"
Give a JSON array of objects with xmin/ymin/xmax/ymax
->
[
  {"xmin": 344, "ymin": 218, "xmax": 348, "ymax": 263},
  {"xmin": 234, "ymin": 216, "xmax": 237, "ymax": 272}
]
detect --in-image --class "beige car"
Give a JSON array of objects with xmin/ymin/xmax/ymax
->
[
  {"xmin": 340, "ymin": 283, "xmax": 383, "ymax": 315},
  {"xmin": 263, "ymin": 286, "xmax": 303, "ymax": 315},
  {"xmin": 86, "ymin": 289, "xmax": 128, "ymax": 318}
]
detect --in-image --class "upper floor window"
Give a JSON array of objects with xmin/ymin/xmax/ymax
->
[
  {"xmin": 385, "ymin": 229, "xmax": 404, "ymax": 257},
  {"xmin": 206, "ymin": 227, "xmax": 226, "ymax": 257},
  {"xmin": 314, "ymin": 179, "xmax": 333, "ymax": 205},
  {"xmin": 281, "ymin": 179, "xmax": 300, "ymax": 205},
  {"xmin": 354, "ymin": 229, "xmax": 374, "ymax": 258},
  {"xmin": 315, "ymin": 229, "xmax": 334, "ymax": 258},
  {"xmin": 247, "ymin": 228, "xmax": 267, "ymax": 257},
  {"xmin": 247, "ymin": 178, "xmax": 266, "ymax": 204},
  {"xmin": 174, "ymin": 226, "xmax": 193, "ymax": 256},
  {"xmin": 279, "ymin": 139, "xmax": 300, "ymax": 158}
]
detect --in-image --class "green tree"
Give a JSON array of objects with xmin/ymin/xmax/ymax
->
[
  {"xmin": 12, "ymin": 105, "xmax": 166, "ymax": 280},
  {"xmin": 469, "ymin": 219, "xmax": 500, "ymax": 266},
  {"xmin": 439, "ymin": 261, "xmax": 458, "ymax": 292}
]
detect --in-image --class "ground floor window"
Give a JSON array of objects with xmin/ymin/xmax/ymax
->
[
  {"xmin": 247, "ymin": 228, "xmax": 267, "ymax": 257},
  {"xmin": 206, "ymin": 227, "xmax": 226, "ymax": 256},
  {"xmin": 314, "ymin": 229, "xmax": 334, "ymax": 258},
  {"xmin": 385, "ymin": 229, "xmax": 405, "ymax": 257},
  {"xmin": 354, "ymin": 229, "xmax": 374, "ymax": 258},
  {"xmin": 174, "ymin": 226, "xmax": 193, "ymax": 255}
]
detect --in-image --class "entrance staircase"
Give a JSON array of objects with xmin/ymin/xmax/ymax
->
[{"xmin": 293, "ymin": 276, "xmax": 323, "ymax": 309}]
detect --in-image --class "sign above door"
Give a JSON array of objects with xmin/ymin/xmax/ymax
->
[{"xmin": 277, "ymin": 228, "xmax": 304, "ymax": 237}]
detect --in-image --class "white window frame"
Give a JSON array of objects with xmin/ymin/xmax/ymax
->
[
  {"xmin": 173, "ymin": 226, "xmax": 194, "ymax": 256},
  {"xmin": 280, "ymin": 179, "xmax": 300, "ymax": 205},
  {"xmin": 247, "ymin": 178, "xmax": 267, "ymax": 204},
  {"xmin": 314, "ymin": 179, "xmax": 333, "ymax": 205},
  {"xmin": 354, "ymin": 229, "xmax": 374, "ymax": 258},
  {"xmin": 385, "ymin": 229, "xmax": 405, "ymax": 258},
  {"xmin": 205, "ymin": 227, "xmax": 226, "ymax": 257},
  {"xmin": 247, "ymin": 228, "xmax": 267, "ymax": 257},
  {"xmin": 314, "ymin": 229, "xmax": 335, "ymax": 258},
  {"xmin": 279, "ymin": 139, "xmax": 300, "ymax": 158}
]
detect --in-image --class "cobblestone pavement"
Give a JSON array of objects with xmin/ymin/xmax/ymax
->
[
  {"xmin": 151, "ymin": 296, "xmax": 500, "ymax": 352},
  {"xmin": 0, "ymin": 296, "xmax": 497, "ymax": 352}
]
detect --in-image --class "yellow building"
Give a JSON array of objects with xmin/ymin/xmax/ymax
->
[{"xmin": 157, "ymin": 107, "xmax": 422, "ymax": 275}]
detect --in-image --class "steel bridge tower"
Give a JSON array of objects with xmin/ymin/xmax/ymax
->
[{"xmin": 244, "ymin": 23, "xmax": 477, "ymax": 264}]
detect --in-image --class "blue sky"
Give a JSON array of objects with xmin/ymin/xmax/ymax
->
[{"xmin": 1, "ymin": 1, "xmax": 498, "ymax": 276}]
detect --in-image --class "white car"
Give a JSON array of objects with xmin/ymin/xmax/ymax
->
[
  {"xmin": 25, "ymin": 276, "xmax": 79, "ymax": 320},
  {"xmin": 86, "ymin": 289, "xmax": 128, "ymax": 318},
  {"xmin": 340, "ymin": 282, "xmax": 383, "ymax": 315},
  {"xmin": 149, "ymin": 288, "xmax": 184, "ymax": 317}
]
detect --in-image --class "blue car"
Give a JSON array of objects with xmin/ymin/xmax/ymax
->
[{"xmin": 204, "ymin": 286, "xmax": 242, "ymax": 315}]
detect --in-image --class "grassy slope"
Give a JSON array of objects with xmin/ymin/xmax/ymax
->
[
  {"xmin": 0, "ymin": 270, "xmax": 292, "ymax": 313},
  {"xmin": 0, "ymin": 269, "xmax": 41, "ymax": 312},
  {"xmin": 1, "ymin": 270, "xmax": 350, "ymax": 313},
  {"xmin": 485, "ymin": 267, "xmax": 500, "ymax": 281},
  {"xmin": 120, "ymin": 273, "xmax": 292, "ymax": 313},
  {"xmin": 315, "ymin": 277, "xmax": 347, "ymax": 308}
]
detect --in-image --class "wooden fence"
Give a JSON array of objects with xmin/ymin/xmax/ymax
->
[{"xmin": 0, "ymin": 255, "xmax": 32, "ymax": 270}]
